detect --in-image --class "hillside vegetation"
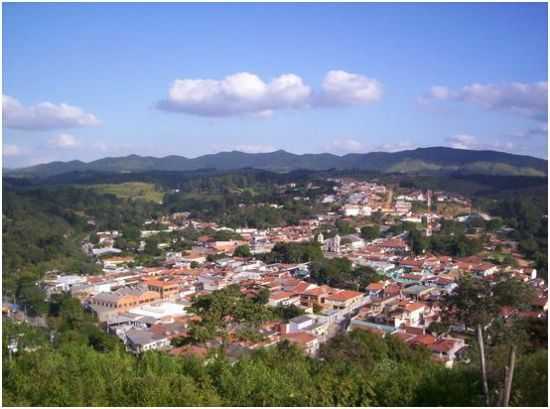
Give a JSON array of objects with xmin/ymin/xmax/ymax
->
[{"xmin": 86, "ymin": 182, "xmax": 164, "ymax": 203}]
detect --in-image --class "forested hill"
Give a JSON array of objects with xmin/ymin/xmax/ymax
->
[{"xmin": 5, "ymin": 147, "xmax": 548, "ymax": 178}]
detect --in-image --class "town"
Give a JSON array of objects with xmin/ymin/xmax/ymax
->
[{"xmin": 10, "ymin": 177, "xmax": 544, "ymax": 370}]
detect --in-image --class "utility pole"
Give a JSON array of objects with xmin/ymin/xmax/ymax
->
[
  {"xmin": 502, "ymin": 345, "xmax": 517, "ymax": 406},
  {"xmin": 477, "ymin": 324, "xmax": 490, "ymax": 406}
]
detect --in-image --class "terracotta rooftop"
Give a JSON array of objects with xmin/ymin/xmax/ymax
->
[
  {"xmin": 326, "ymin": 290, "xmax": 364, "ymax": 302},
  {"xmin": 282, "ymin": 331, "xmax": 316, "ymax": 345}
]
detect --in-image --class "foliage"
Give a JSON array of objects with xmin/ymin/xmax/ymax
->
[
  {"xmin": 260, "ymin": 242, "xmax": 323, "ymax": 264},
  {"xmin": 87, "ymin": 182, "xmax": 164, "ymax": 203},
  {"xmin": 3, "ymin": 186, "xmax": 158, "ymax": 296},
  {"xmin": 360, "ymin": 224, "xmax": 380, "ymax": 241},
  {"xmin": 185, "ymin": 285, "xmax": 275, "ymax": 344},
  {"xmin": 233, "ymin": 245, "xmax": 252, "ymax": 258},
  {"xmin": 335, "ymin": 219, "xmax": 356, "ymax": 235}
]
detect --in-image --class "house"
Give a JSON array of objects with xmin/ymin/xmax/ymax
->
[
  {"xmin": 342, "ymin": 204, "xmax": 361, "ymax": 217},
  {"xmin": 41, "ymin": 274, "xmax": 88, "ymax": 297},
  {"xmin": 181, "ymin": 251, "xmax": 208, "ymax": 265},
  {"xmin": 300, "ymin": 285, "xmax": 332, "ymax": 308},
  {"xmin": 472, "ymin": 263, "xmax": 498, "ymax": 277},
  {"xmin": 325, "ymin": 290, "xmax": 365, "ymax": 311},
  {"xmin": 281, "ymin": 331, "xmax": 320, "ymax": 356},
  {"xmin": 366, "ymin": 282, "xmax": 385, "ymax": 298},
  {"xmin": 144, "ymin": 278, "xmax": 180, "ymax": 299},
  {"xmin": 125, "ymin": 328, "xmax": 171, "ymax": 354},
  {"xmin": 128, "ymin": 301, "xmax": 187, "ymax": 320},
  {"xmin": 102, "ymin": 256, "xmax": 135, "ymax": 268},
  {"xmin": 378, "ymin": 238, "xmax": 409, "ymax": 253},
  {"xmin": 92, "ymin": 247, "xmax": 122, "ymax": 257},
  {"xmin": 393, "ymin": 301, "xmax": 426, "ymax": 328},
  {"xmin": 89, "ymin": 285, "xmax": 161, "ymax": 322},
  {"xmin": 208, "ymin": 240, "xmax": 247, "ymax": 254},
  {"xmin": 428, "ymin": 337, "xmax": 467, "ymax": 368},
  {"xmin": 267, "ymin": 291, "xmax": 299, "ymax": 307},
  {"xmin": 394, "ymin": 200, "xmax": 412, "ymax": 215},
  {"xmin": 341, "ymin": 234, "xmax": 365, "ymax": 250},
  {"xmin": 285, "ymin": 315, "xmax": 316, "ymax": 332},
  {"xmin": 402, "ymin": 284, "xmax": 433, "ymax": 300}
]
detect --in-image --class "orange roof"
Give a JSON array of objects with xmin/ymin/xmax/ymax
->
[
  {"xmin": 302, "ymin": 286, "xmax": 329, "ymax": 296},
  {"xmin": 144, "ymin": 279, "xmax": 180, "ymax": 288},
  {"xmin": 269, "ymin": 291, "xmax": 293, "ymax": 301},
  {"xmin": 394, "ymin": 332, "xmax": 416, "ymax": 343},
  {"xmin": 401, "ymin": 325, "xmax": 425, "ymax": 335},
  {"xmin": 282, "ymin": 331, "xmax": 316, "ymax": 345},
  {"xmin": 400, "ymin": 301, "xmax": 425, "ymax": 312},
  {"xmin": 291, "ymin": 281, "xmax": 312, "ymax": 295},
  {"xmin": 169, "ymin": 345, "xmax": 208, "ymax": 358},
  {"xmin": 327, "ymin": 290, "xmax": 364, "ymax": 302},
  {"xmin": 429, "ymin": 339, "xmax": 456, "ymax": 353},
  {"xmin": 366, "ymin": 282, "xmax": 384, "ymax": 291},
  {"xmin": 412, "ymin": 334, "xmax": 437, "ymax": 346}
]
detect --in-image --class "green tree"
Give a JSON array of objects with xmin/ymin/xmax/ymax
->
[
  {"xmin": 360, "ymin": 225, "xmax": 380, "ymax": 241},
  {"xmin": 233, "ymin": 245, "xmax": 252, "ymax": 258}
]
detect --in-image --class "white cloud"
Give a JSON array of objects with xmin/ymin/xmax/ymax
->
[
  {"xmin": 233, "ymin": 144, "xmax": 277, "ymax": 154},
  {"xmin": 426, "ymin": 85, "xmax": 451, "ymax": 100},
  {"xmin": 158, "ymin": 70, "xmax": 382, "ymax": 117},
  {"xmin": 372, "ymin": 141, "xmax": 416, "ymax": 152},
  {"xmin": 421, "ymin": 81, "xmax": 547, "ymax": 121},
  {"xmin": 323, "ymin": 139, "xmax": 416, "ymax": 155},
  {"xmin": 3, "ymin": 144, "xmax": 21, "ymax": 156},
  {"xmin": 317, "ymin": 70, "xmax": 382, "ymax": 106},
  {"xmin": 445, "ymin": 134, "xmax": 516, "ymax": 152},
  {"xmin": 49, "ymin": 133, "xmax": 79, "ymax": 148},
  {"xmin": 158, "ymin": 72, "xmax": 311, "ymax": 117},
  {"xmin": 210, "ymin": 143, "xmax": 277, "ymax": 154},
  {"xmin": 3, "ymin": 95, "xmax": 101, "ymax": 130},
  {"xmin": 325, "ymin": 138, "xmax": 367, "ymax": 154},
  {"xmin": 446, "ymin": 134, "xmax": 479, "ymax": 150}
]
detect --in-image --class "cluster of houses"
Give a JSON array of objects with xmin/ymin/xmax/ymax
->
[{"xmin": 34, "ymin": 178, "xmax": 547, "ymax": 367}]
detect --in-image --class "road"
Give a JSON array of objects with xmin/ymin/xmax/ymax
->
[{"xmin": 384, "ymin": 187, "xmax": 393, "ymax": 210}]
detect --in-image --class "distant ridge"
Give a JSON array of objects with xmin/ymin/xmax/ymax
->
[{"xmin": 4, "ymin": 147, "xmax": 548, "ymax": 178}]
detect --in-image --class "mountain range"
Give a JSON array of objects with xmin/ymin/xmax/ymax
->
[{"xmin": 4, "ymin": 147, "xmax": 548, "ymax": 178}]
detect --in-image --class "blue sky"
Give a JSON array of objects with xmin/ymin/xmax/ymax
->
[{"xmin": 2, "ymin": 2, "xmax": 548, "ymax": 167}]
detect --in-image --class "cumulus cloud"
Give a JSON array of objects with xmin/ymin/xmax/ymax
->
[
  {"xmin": 232, "ymin": 144, "xmax": 277, "ymax": 154},
  {"xmin": 3, "ymin": 95, "xmax": 101, "ymax": 130},
  {"xmin": 421, "ymin": 81, "xmax": 548, "ymax": 121},
  {"xmin": 49, "ymin": 133, "xmax": 79, "ymax": 148},
  {"xmin": 445, "ymin": 134, "xmax": 515, "ymax": 152},
  {"xmin": 3, "ymin": 144, "xmax": 21, "ymax": 156},
  {"xmin": 446, "ymin": 134, "xmax": 480, "ymax": 150},
  {"xmin": 158, "ymin": 70, "xmax": 382, "ymax": 117},
  {"xmin": 316, "ymin": 70, "xmax": 382, "ymax": 106},
  {"xmin": 323, "ymin": 139, "xmax": 414, "ymax": 155}
]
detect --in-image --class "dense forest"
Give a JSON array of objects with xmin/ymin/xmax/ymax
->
[{"xmin": 2, "ymin": 186, "xmax": 161, "ymax": 297}]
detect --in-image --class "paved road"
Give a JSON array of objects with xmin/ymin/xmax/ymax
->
[{"xmin": 384, "ymin": 187, "xmax": 393, "ymax": 210}]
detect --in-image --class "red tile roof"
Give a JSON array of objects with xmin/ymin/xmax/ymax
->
[
  {"xmin": 326, "ymin": 290, "xmax": 364, "ymax": 302},
  {"xmin": 282, "ymin": 331, "xmax": 316, "ymax": 345}
]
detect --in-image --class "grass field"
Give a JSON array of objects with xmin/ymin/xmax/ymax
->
[{"xmin": 88, "ymin": 182, "xmax": 164, "ymax": 203}]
